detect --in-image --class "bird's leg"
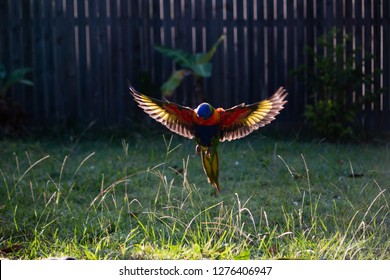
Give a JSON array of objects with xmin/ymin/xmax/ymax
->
[
  {"xmin": 206, "ymin": 146, "xmax": 212, "ymax": 157},
  {"xmin": 196, "ymin": 145, "xmax": 212, "ymax": 156},
  {"xmin": 195, "ymin": 144, "xmax": 201, "ymax": 155}
]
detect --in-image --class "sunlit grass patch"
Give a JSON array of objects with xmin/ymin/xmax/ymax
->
[{"xmin": 0, "ymin": 134, "xmax": 389, "ymax": 259}]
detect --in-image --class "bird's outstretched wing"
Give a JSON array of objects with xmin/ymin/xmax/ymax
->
[
  {"xmin": 219, "ymin": 87, "xmax": 288, "ymax": 141},
  {"xmin": 129, "ymin": 86, "xmax": 195, "ymax": 139}
]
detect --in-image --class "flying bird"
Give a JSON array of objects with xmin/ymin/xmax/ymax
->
[{"xmin": 129, "ymin": 86, "xmax": 288, "ymax": 192}]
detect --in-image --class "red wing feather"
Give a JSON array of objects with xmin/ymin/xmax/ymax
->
[
  {"xmin": 129, "ymin": 86, "xmax": 195, "ymax": 139},
  {"xmin": 219, "ymin": 87, "xmax": 288, "ymax": 141}
]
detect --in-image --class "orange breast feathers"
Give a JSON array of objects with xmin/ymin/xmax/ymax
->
[{"xmin": 192, "ymin": 108, "xmax": 223, "ymax": 126}]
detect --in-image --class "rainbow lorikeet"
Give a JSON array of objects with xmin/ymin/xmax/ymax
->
[{"xmin": 129, "ymin": 86, "xmax": 288, "ymax": 192}]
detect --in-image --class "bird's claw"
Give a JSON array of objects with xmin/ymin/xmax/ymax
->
[
  {"xmin": 195, "ymin": 145, "xmax": 201, "ymax": 155},
  {"xmin": 196, "ymin": 145, "xmax": 214, "ymax": 157}
]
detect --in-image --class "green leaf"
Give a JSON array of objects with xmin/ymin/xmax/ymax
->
[
  {"xmin": 191, "ymin": 62, "xmax": 212, "ymax": 77},
  {"xmin": 10, "ymin": 67, "xmax": 32, "ymax": 78},
  {"xmin": 196, "ymin": 35, "xmax": 225, "ymax": 64},
  {"xmin": 0, "ymin": 66, "xmax": 33, "ymax": 96},
  {"xmin": 155, "ymin": 35, "xmax": 224, "ymax": 76},
  {"xmin": 18, "ymin": 79, "xmax": 34, "ymax": 87},
  {"xmin": 156, "ymin": 35, "xmax": 224, "ymax": 98},
  {"xmin": 154, "ymin": 46, "xmax": 193, "ymax": 68},
  {"xmin": 161, "ymin": 69, "xmax": 190, "ymax": 97}
]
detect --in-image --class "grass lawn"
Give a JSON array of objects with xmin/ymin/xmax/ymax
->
[{"xmin": 0, "ymin": 130, "xmax": 389, "ymax": 259}]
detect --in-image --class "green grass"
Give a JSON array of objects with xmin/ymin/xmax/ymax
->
[{"xmin": 0, "ymin": 132, "xmax": 389, "ymax": 259}]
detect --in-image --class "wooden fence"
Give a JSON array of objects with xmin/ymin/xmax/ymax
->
[{"xmin": 1, "ymin": 0, "xmax": 389, "ymax": 130}]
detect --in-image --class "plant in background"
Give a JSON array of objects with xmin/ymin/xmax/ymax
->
[
  {"xmin": 0, "ymin": 64, "xmax": 33, "ymax": 97},
  {"xmin": 155, "ymin": 35, "xmax": 224, "ymax": 105},
  {"xmin": 0, "ymin": 64, "xmax": 33, "ymax": 136},
  {"xmin": 293, "ymin": 28, "xmax": 382, "ymax": 141}
]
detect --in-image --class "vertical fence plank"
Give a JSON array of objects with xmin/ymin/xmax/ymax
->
[
  {"xmin": 31, "ymin": 0, "xmax": 47, "ymax": 120},
  {"xmin": 235, "ymin": 0, "xmax": 248, "ymax": 104},
  {"xmin": 177, "ymin": 0, "xmax": 193, "ymax": 105},
  {"xmin": 88, "ymin": 0, "xmax": 102, "ymax": 122},
  {"xmin": 255, "ymin": 0, "xmax": 267, "ymax": 101},
  {"xmin": 123, "ymin": 0, "xmax": 138, "ymax": 92},
  {"xmin": 98, "ymin": 0, "xmax": 110, "ymax": 123},
  {"xmin": 9, "ymin": 0, "xmax": 22, "ymax": 68},
  {"xmin": 76, "ymin": 0, "xmax": 88, "ymax": 121},
  {"xmin": 65, "ymin": 0, "xmax": 79, "ymax": 123},
  {"xmin": 246, "ymin": 0, "xmax": 256, "ymax": 102},
  {"xmin": 52, "ymin": 0, "xmax": 64, "ymax": 121},
  {"xmin": 140, "ymin": 0, "xmax": 151, "ymax": 73},
  {"xmin": 285, "ymin": 0, "xmax": 295, "ymax": 91},
  {"xmin": 295, "ymin": 0, "xmax": 306, "ymax": 120},
  {"xmin": 344, "ymin": 0, "xmax": 354, "ymax": 110},
  {"xmin": 265, "ymin": 0, "xmax": 273, "ymax": 92},
  {"xmin": 19, "ymin": 0, "xmax": 32, "ymax": 99},
  {"xmin": 306, "ymin": 0, "xmax": 314, "ymax": 89},
  {"xmin": 363, "ymin": 0, "xmax": 372, "ymax": 129},
  {"xmin": 275, "ymin": 0, "xmax": 285, "ymax": 92},
  {"xmin": 372, "ymin": 0, "xmax": 382, "ymax": 129},
  {"xmin": 383, "ymin": 0, "xmax": 390, "ymax": 128},
  {"xmin": 354, "ymin": 0, "xmax": 363, "ymax": 107},
  {"xmin": 0, "ymin": 0, "xmax": 9, "ymax": 70},
  {"xmin": 161, "ymin": 0, "xmax": 173, "ymax": 92},
  {"xmin": 123, "ymin": 0, "xmax": 142, "ymax": 118},
  {"xmin": 315, "ymin": 0, "xmax": 325, "ymax": 59},
  {"xmin": 150, "ymin": 0, "xmax": 162, "ymax": 94},
  {"xmin": 222, "ymin": 0, "xmax": 235, "ymax": 108},
  {"xmin": 17, "ymin": 0, "xmax": 32, "ymax": 117},
  {"xmin": 284, "ymin": 0, "xmax": 296, "ymax": 122},
  {"xmin": 207, "ymin": 0, "xmax": 225, "ymax": 107},
  {"xmin": 8, "ymin": 0, "xmax": 23, "ymax": 109},
  {"xmin": 109, "ymin": 0, "xmax": 118, "ymax": 122},
  {"xmin": 193, "ymin": 0, "xmax": 204, "ymax": 52},
  {"xmin": 37, "ymin": 0, "xmax": 51, "ymax": 121}
]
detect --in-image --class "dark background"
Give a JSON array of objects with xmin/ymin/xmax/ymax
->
[{"xmin": 1, "ymin": 0, "xmax": 388, "ymax": 131}]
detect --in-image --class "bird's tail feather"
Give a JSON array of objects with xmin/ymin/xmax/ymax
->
[{"xmin": 201, "ymin": 149, "xmax": 220, "ymax": 192}]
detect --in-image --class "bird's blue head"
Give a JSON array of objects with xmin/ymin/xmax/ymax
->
[{"xmin": 195, "ymin": 103, "xmax": 214, "ymax": 120}]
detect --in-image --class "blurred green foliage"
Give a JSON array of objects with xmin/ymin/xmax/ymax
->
[
  {"xmin": 293, "ymin": 28, "xmax": 383, "ymax": 141},
  {"xmin": 0, "ymin": 64, "xmax": 33, "ymax": 136},
  {"xmin": 0, "ymin": 64, "xmax": 33, "ymax": 97},
  {"xmin": 155, "ymin": 35, "xmax": 224, "ymax": 103}
]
